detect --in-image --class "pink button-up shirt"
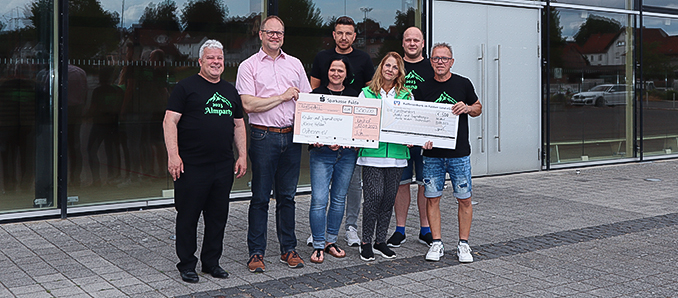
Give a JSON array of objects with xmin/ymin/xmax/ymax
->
[{"xmin": 236, "ymin": 48, "xmax": 312, "ymax": 127}]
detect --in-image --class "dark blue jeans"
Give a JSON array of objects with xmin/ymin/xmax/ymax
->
[
  {"xmin": 247, "ymin": 127, "xmax": 301, "ymax": 256},
  {"xmin": 309, "ymin": 146, "xmax": 357, "ymax": 249}
]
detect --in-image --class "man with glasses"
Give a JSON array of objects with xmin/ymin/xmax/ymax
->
[
  {"xmin": 306, "ymin": 16, "xmax": 374, "ymax": 248},
  {"xmin": 236, "ymin": 15, "xmax": 312, "ymax": 273},
  {"xmin": 413, "ymin": 43, "xmax": 482, "ymax": 263},
  {"xmin": 387, "ymin": 27, "xmax": 434, "ymax": 249}
]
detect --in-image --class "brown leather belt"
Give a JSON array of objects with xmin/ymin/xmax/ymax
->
[{"xmin": 250, "ymin": 124, "xmax": 293, "ymax": 134}]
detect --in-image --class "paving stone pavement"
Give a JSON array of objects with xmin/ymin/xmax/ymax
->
[{"xmin": 1, "ymin": 159, "xmax": 678, "ymax": 297}]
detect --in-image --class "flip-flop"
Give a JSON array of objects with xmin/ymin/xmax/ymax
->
[
  {"xmin": 310, "ymin": 248, "xmax": 324, "ymax": 263},
  {"xmin": 325, "ymin": 243, "xmax": 346, "ymax": 258}
]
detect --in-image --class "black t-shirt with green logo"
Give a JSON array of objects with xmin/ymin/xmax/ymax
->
[
  {"xmin": 310, "ymin": 48, "xmax": 374, "ymax": 93},
  {"xmin": 167, "ymin": 74, "xmax": 243, "ymax": 165},
  {"xmin": 405, "ymin": 58, "xmax": 434, "ymax": 93},
  {"xmin": 413, "ymin": 73, "xmax": 478, "ymax": 158}
]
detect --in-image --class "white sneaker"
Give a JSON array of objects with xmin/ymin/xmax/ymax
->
[
  {"xmin": 425, "ymin": 241, "xmax": 444, "ymax": 261},
  {"xmin": 306, "ymin": 234, "xmax": 313, "ymax": 246},
  {"xmin": 457, "ymin": 242, "xmax": 473, "ymax": 263},
  {"xmin": 345, "ymin": 226, "xmax": 360, "ymax": 247}
]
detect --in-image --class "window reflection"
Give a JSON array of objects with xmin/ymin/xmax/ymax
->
[
  {"xmin": 641, "ymin": 16, "xmax": 678, "ymax": 157},
  {"xmin": 64, "ymin": 0, "xmax": 263, "ymax": 205},
  {"xmin": 0, "ymin": 0, "xmax": 54, "ymax": 210},
  {"xmin": 548, "ymin": 8, "xmax": 633, "ymax": 163},
  {"xmin": 279, "ymin": 0, "xmax": 420, "ymax": 67},
  {"xmin": 552, "ymin": 0, "xmax": 630, "ymax": 10}
]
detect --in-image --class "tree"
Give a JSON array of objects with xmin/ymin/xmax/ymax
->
[
  {"xmin": 140, "ymin": 0, "xmax": 181, "ymax": 32},
  {"xmin": 573, "ymin": 15, "xmax": 621, "ymax": 46},
  {"xmin": 28, "ymin": 0, "xmax": 119, "ymax": 59},
  {"xmin": 181, "ymin": 0, "xmax": 229, "ymax": 35},
  {"xmin": 642, "ymin": 40, "xmax": 674, "ymax": 81},
  {"xmin": 376, "ymin": 7, "xmax": 416, "ymax": 61},
  {"xmin": 547, "ymin": 7, "xmax": 566, "ymax": 68},
  {"xmin": 277, "ymin": 0, "xmax": 324, "ymax": 65}
]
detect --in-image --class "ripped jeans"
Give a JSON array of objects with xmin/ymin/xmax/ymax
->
[{"xmin": 421, "ymin": 156, "xmax": 472, "ymax": 199}]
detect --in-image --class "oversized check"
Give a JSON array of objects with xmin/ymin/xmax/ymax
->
[
  {"xmin": 293, "ymin": 93, "xmax": 382, "ymax": 148},
  {"xmin": 380, "ymin": 99, "xmax": 459, "ymax": 149}
]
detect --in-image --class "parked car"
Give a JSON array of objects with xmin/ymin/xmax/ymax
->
[{"xmin": 570, "ymin": 84, "xmax": 629, "ymax": 106}]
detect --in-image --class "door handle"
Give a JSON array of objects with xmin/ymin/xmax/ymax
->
[
  {"xmin": 494, "ymin": 44, "xmax": 501, "ymax": 152},
  {"xmin": 478, "ymin": 44, "xmax": 486, "ymax": 153}
]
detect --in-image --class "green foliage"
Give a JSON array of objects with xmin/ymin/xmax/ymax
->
[
  {"xmin": 376, "ymin": 8, "xmax": 416, "ymax": 61},
  {"xmin": 573, "ymin": 15, "xmax": 621, "ymax": 46},
  {"xmin": 277, "ymin": 0, "xmax": 324, "ymax": 65},
  {"xmin": 181, "ymin": 0, "xmax": 229, "ymax": 34},
  {"xmin": 140, "ymin": 0, "xmax": 181, "ymax": 32},
  {"xmin": 547, "ymin": 8, "xmax": 566, "ymax": 68},
  {"xmin": 27, "ymin": 0, "xmax": 119, "ymax": 59},
  {"xmin": 642, "ymin": 40, "xmax": 675, "ymax": 81}
]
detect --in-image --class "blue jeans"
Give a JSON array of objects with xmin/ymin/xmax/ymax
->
[
  {"xmin": 400, "ymin": 146, "xmax": 424, "ymax": 185},
  {"xmin": 309, "ymin": 146, "xmax": 358, "ymax": 249},
  {"xmin": 422, "ymin": 156, "xmax": 472, "ymax": 199},
  {"xmin": 247, "ymin": 127, "xmax": 301, "ymax": 256}
]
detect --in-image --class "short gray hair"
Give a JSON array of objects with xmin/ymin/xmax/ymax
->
[
  {"xmin": 431, "ymin": 42, "xmax": 453, "ymax": 58},
  {"xmin": 199, "ymin": 39, "xmax": 223, "ymax": 59}
]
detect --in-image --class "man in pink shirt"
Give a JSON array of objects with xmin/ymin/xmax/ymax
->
[{"xmin": 236, "ymin": 15, "xmax": 312, "ymax": 273}]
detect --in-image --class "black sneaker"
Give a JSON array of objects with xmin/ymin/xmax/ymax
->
[
  {"xmin": 386, "ymin": 231, "xmax": 406, "ymax": 247},
  {"xmin": 418, "ymin": 232, "xmax": 433, "ymax": 247},
  {"xmin": 359, "ymin": 243, "xmax": 375, "ymax": 261},
  {"xmin": 373, "ymin": 242, "xmax": 396, "ymax": 259}
]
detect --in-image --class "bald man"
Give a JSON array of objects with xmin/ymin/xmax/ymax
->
[{"xmin": 387, "ymin": 27, "xmax": 435, "ymax": 249}]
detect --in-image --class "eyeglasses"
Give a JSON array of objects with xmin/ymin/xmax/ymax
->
[
  {"xmin": 431, "ymin": 56, "xmax": 452, "ymax": 63},
  {"xmin": 261, "ymin": 30, "xmax": 284, "ymax": 37}
]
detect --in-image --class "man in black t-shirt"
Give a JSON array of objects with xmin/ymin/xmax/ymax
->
[
  {"xmin": 310, "ymin": 16, "xmax": 374, "ymax": 93},
  {"xmin": 164, "ymin": 40, "xmax": 247, "ymax": 283},
  {"xmin": 414, "ymin": 43, "xmax": 482, "ymax": 264},
  {"xmin": 308, "ymin": 16, "xmax": 375, "ymax": 247},
  {"xmin": 387, "ymin": 27, "xmax": 436, "ymax": 249}
]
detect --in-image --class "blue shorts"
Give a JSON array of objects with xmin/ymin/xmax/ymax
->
[
  {"xmin": 400, "ymin": 146, "xmax": 424, "ymax": 185},
  {"xmin": 422, "ymin": 156, "xmax": 472, "ymax": 199}
]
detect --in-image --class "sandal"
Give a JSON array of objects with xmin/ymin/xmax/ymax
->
[
  {"xmin": 310, "ymin": 248, "xmax": 324, "ymax": 263},
  {"xmin": 325, "ymin": 243, "xmax": 346, "ymax": 258}
]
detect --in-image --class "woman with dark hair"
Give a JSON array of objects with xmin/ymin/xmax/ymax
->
[
  {"xmin": 308, "ymin": 56, "xmax": 360, "ymax": 263},
  {"xmin": 357, "ymin": 52, "xmax": 412, "ymax": 261}
]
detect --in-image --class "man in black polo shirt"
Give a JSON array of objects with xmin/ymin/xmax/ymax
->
[
  {"xmin": 308, "ymin": 16, "xmax": 374, "ymax": 247},
  {"xmin": 163, "ymin": 40, "xmax": 247, "ymax": 283}
]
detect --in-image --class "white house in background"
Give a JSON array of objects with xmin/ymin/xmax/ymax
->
[
  {"xmin": 174, "ymin": 35, "xmax": 208, "ymax": 61},
  {"xmin": 578, "ymin": 30, "xmax": 627, "ymax": 66}
]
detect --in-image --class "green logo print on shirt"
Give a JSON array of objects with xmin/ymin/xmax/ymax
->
[
  {"xmin": 204, "ymin": 92, "xmax": 233, "ymax": 116},
  {"xmin": 405, "ymin": 70, "xmax": 425, "ymax": 90},
  {"xmin": 434, "ymin": 92, "xmax": 458, "ymax": 104}
]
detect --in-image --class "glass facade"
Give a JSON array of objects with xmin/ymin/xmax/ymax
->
[
  {"xmin": 62, "ymin": 0, "xmax": 264, "ymax": 206},
  {"xmin": 547, "ymin": 8, "xmax": 635, "ymax": 164},
  {"xmin": 0, "ymin": 0, "xmax": 55, "ymax": 211},
  {"xmin": 1, "ymin": 0, "xmax": 678, "ymax": 217},
  {"xmin": 640, "ymin": 15, "xmax": 678, "ymax": 157}
]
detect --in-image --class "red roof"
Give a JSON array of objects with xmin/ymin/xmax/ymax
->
[{"xmin": 578, "ymin": 32, "xmax": 620, "ymax": 54}]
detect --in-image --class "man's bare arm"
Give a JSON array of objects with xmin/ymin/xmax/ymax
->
[
  {"xmin": 233, "ymin": 118, "xmax": 247, "ymax": 178},
  {"xmin": 163, "ymin": 110, "xmax": 183, "ymax": 181},
  {"xmin": 310, "ymin": 77, "xmax": 321, "ymax": 90},
  {"xmin": 241, "ymin": 87, "xmax": 300, "ymax": 113}
]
